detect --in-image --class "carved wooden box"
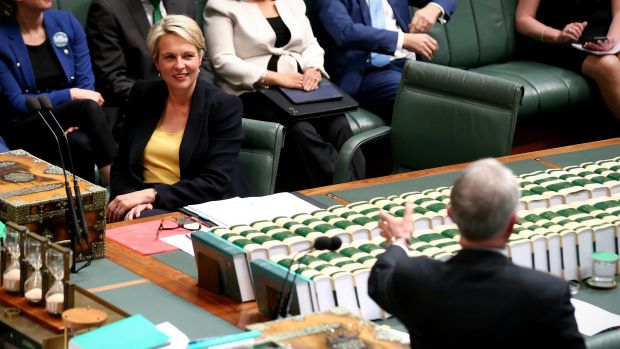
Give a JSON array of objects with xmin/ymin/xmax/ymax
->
[{"xmin": 0, "ymin": 150, "xmax": 106, "ymax": 261}]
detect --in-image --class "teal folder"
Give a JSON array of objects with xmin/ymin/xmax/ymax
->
[{"xmin": 69, "ymin": 314, "xmax": 169, "ymax": 349}]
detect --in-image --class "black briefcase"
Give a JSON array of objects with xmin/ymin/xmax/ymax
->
[{"xmin": 257, "ymin": 79, "xmax": 358, "ymax": 121}]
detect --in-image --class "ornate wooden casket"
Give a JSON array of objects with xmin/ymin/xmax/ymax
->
[{"xmin": 0, "ymin": 150, "xmax": 106, "ymax": 261}]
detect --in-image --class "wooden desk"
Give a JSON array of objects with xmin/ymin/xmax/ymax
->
[
  {"xmin": 104, "ymin": 216, "xmax": 265, "ymax": 329},
  {"xmin": 104, "ymin": 137, "xmax": 620, "ymax": 331}
]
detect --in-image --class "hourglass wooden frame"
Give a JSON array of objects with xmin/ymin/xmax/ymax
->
[{"xmin": 1, "ymin": 222, "xmax": 72, "ymax": 312}]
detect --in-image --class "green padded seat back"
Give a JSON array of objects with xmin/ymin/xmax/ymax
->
[
  {"xmin": 391, "ymin": 60, "xmax": 523, "ymax": 171},
  {"xmin": 239, "ymin": 118, "xmax": 285, "ymax": 196},
  {"xmin": 57, "ymin": 0, "xmax": 91, "ymax": 27},
  {"xmin": 422, "ymin": 0, "xmax": 517, "ymax": 69}
]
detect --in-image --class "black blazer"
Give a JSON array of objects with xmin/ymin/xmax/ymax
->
[
  {"xmin": 85, "ymin": 0, "xmax": 197, "ymax": 106},
  {"xmin": 369, "ymin": 247, "xmax": 585, "ymax": 349},
  {"xmin": 110, "ymin": 79, "xmax": 251, "ymax": 210}
]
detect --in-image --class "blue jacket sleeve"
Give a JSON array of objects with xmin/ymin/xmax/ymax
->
[
  {"xmin": 415, "ymin": 0, "xmax": 456, "ymax": 19},
  {"xmin": 315, "ymin": 0, "xmax": 400, "ymax": 54}
]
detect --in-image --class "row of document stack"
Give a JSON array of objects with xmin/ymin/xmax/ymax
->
[{"xmin": 191, "ymin": 157, "xmax": 620, "ymax": 320}]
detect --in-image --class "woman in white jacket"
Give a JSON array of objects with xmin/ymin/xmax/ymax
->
[{"xmin": 204, "ymin": 0, "xmax": 364, "ymax": 191}]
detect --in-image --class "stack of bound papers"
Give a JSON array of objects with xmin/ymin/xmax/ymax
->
[{"xmin": 183, "ymin": 193, "xmax": 320, "ymax": 227}]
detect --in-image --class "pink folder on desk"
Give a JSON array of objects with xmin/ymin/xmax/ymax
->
[{"xmin": 106, "ymin": 220, "xmax": 187, "ymax": 255}]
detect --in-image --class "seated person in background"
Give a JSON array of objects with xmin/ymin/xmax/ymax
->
[
  {"xmin": 204, "ymin": 0, "xmax": 365, "ymax": 191},
  {"xmin": 0, "ymin": 0, "xmax": 116, "ymax": 184},
  {"xmin": 369, "ymin": 158, "xmax": 585, "ymax": 349},
  {"xmin": 311, "ymin": 0, "xmax": 456, "ymax": 121},
  {"xmin": 107, "ymin": 15, "xmax": 250, "ymax": 222},
  {"xmin": 85, "ymin": 0, "xmax": 212, "ymax": 136},
  {"xmin": 516, "ymin": 0, "xmax": 620, "ymax": 121}
]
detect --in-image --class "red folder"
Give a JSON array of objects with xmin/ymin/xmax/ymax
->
[{"xmin": 106, "ymin": 220, "xmax": 187, "ymax": 255}]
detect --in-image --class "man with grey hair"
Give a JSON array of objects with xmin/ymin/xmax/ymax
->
[{"xmin": 368, "ymin": 158, "xmax": 584, "ymax": 349}]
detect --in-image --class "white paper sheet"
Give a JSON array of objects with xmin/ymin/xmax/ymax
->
[
  {"xmin": 571, "ymin": 298, "xmax": 620, "ymax": 336},
  {"xmin": 571, "ymin": 41, "xmax": 620, "ymax": 55},
  {"xmin": 161, "ymin": 233, "xmax": 195, "ymax": 256},
  {"xmin": 184, "ymin": 193, "xmax": 321, "ymax": 227},
  {"xmin": 156, "ymin": 322, "xmax": 189, "ymax": 349}
]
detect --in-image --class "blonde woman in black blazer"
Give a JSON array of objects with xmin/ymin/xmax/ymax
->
[{"xmin": 107, "ymin": 15, "xmax": 249, "ymax": 222}]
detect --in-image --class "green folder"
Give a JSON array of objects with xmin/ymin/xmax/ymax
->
[{"xmin": 69, "ymin": 314, "xmax": 169, "ymax": 349}]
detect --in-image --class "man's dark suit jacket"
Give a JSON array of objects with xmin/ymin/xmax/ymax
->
[
  {"xmin": 110, "ymin": 79, "xmax": 251, "ymax": 211},
  {"xmin": 85, "ymin": 0, "xmax": 196, "ymax": 106},
  {"xmin": 369, "ymin": 246, "xmax": 585, "ymax": 349}
]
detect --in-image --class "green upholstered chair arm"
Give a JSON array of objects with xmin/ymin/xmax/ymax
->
[
  {"xmin": 585, "ymin": 330, "xmax": 620, "ymax": 349},
  {"xmin": 240, "ymin": 118, "xmax": 285, "ymax": 196},
  {"xmin": 333, "ymin": 126, "xmax": 391, "ymax": 184},
  {"xmin": 391, "ymin": 60, "xmax": 523, "ymax": 171},
  {"xmin": 345, "ymin": 108, "xmax": 386, "ymax": 135}
]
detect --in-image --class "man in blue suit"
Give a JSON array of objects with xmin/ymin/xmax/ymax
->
[{"xmin": 312, "ymin": 0, "xmax": 456, "ymax": 120}]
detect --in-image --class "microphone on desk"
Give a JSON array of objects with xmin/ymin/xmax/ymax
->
[
  {"xmin": 26, "ymin": 97, "xmax": 84, "ymax": 270},
  {"xmin": 37, "ymin": 96, "xmax": 92, "ymax": 271},
  {"xmin": 271, "ymin": 236, "xmax": 342, "ymax": 320}
]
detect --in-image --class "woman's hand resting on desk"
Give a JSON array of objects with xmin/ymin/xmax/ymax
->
[{"xmin": 107, "ymin": 189, "xmax": 157, "ymax": 222}]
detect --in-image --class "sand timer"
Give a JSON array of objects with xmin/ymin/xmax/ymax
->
[
  {"xmin": 2, "ymin": 229, "xmax": 21, "ymax": 293},
  {"xmin": 24, "ymin": 237, "xmax": 43, "ymax": 304},
  {"xmin": 46, "ymin": 248, "xmax": 70, "ymax": 315}
]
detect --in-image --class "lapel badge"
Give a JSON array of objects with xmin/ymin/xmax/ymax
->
[{"xmin": 52, "ymin": 32, "xmax": 69, "ymax": 48}]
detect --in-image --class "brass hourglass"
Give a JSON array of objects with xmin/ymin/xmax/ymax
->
[
  {"xmin": 24, "ymin": 237, "xmax": 43, "ymax": 304},
  {"xmin": 46, "ymin": 248, "xmax": 71, "ymax": 315}
]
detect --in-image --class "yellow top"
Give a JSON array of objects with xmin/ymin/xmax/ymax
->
[{"xmin": 142, "ymin": 121, "xmax": 184, "ymax": 185}]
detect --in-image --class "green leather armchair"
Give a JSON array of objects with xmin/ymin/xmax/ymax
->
[
  {"xmin": 333, "ymin": 60, "xmax": 523, "ymax": 181},
  {"xmin": 240, "ymin": 118, "xmax": 285, "ymax": 196}
]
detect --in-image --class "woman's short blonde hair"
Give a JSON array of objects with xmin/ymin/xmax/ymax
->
[{"xmin": 146, "ymin": 15, "xmax": 206, "ymax": 60}]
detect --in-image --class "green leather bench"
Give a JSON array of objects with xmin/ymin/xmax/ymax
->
[
  {"xmin": 420, "ymin": 0, "xmax": 592, "ymax": 121},
  {"xmin": 54, "ymin": 0, "xmax": 386, "ymax": 183}
]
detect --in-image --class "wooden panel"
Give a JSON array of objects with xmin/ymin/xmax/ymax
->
[{"xmin": 105, "ymin": 215, "xmax": 266, "ymax": 329}]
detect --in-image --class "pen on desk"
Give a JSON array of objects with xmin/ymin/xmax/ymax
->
[{"xmin": 187, "ymin": 331, "xmax": 262, "ymax": 348}]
